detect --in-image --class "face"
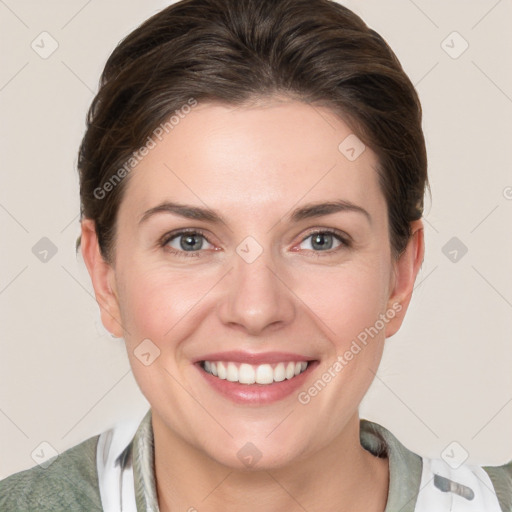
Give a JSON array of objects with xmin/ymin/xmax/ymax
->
[{"xmin": 83, "ymin": 97, "xmax": 423, "ymax": 470}]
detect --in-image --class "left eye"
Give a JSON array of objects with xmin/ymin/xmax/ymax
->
[{"xmin": 298, "ymin": 231, "xmax": 345, "ymax": 252}]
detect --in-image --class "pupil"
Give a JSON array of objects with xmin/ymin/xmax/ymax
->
[
  {"xmin": 181, "ymin": 234, "xmax": 202, "ymax": 251},
  {"xmin": 312, "ymin": 233, "xmax": 333, "ymax": 250}
]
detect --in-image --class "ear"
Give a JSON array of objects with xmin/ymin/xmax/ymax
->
[
  {"xmin": 384, "ymin": 219, "xmax": 425, "ymax": 338},
  {"xmin": 80, "ymin": 219, "xmax": 124, "ymax": 338}
]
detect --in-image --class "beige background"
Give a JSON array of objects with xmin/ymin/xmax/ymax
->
[{"xmin": 1, "ymin": 0, "xmax": 511, "ymax": 478}]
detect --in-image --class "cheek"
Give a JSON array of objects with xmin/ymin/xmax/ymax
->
[
  {"xmin": 117, "ymin": 263, "xmax": 216, "ymax": 344},
  {"xmin": 116, "ymin": 245, "xmax": 392, "ymax": 353},
  {"xmin": 296, "ymin": 262, "xmax": 391, "ymax": 343}
]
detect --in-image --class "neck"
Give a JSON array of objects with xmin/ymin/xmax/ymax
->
[{"xmin": 153, "ymin": 412, "xmax": 389, "ymax": 512}]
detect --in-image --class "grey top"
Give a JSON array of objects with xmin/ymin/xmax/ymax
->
[{"xmin": 1, "ymin": 409, "xmax": 511, "ymax": 511}]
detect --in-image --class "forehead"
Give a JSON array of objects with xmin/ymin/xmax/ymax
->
[{"xmin": 119, "ymin": 99, "xmax": 384, "ymax": 222}]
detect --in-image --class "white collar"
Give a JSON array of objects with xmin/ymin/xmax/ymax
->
[
  {"xmin": 96, "ymin": 414, "xmax": 142, "ymax": 512},
  {"xmin": 95, "ymin": 411, "xmax": 503, "ymax": 512},
  {"xmin": 414, "ymin": 456, "xmax": 502, "ymax": 511}
]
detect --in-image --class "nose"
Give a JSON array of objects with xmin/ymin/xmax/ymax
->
[{"xmin": 217, "ymin": 247, "xmax": 296, "ymax": 336}]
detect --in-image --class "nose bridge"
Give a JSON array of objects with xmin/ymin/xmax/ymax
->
[{"xmin": 217, "ymin": 237, "xmax": 295, "ymax": 334}]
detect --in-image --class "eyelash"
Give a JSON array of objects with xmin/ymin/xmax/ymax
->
[{"xmin": 159, "ymin": 228, "xmax": 352, "ymax": 259}]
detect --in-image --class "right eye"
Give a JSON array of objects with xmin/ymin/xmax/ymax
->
[{"xmin": 160, "ymin": 229, "xmax": 216, "ymax": 257}]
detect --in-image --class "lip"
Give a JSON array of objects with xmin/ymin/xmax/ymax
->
[
  {"xmin": 195, "ymin": 359, "xmax": 320, "ymax": 405},
  {"xmin": 192, "ymin": 350, "xmax": 316, "ymax": 365}
]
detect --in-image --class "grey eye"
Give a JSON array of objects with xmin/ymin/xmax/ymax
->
[{"xmin": 300, "ymin": 232, "xmax": 343, "ymax": 251}]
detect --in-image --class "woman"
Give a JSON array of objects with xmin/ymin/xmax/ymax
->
[{"xmin": 1, "ymin": 0, "xmax": 510, "ymax": 510}]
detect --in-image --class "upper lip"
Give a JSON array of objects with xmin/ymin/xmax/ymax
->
[{"xmin": 193, "ymin": 351, "xmax": 317, "ymax": 365}]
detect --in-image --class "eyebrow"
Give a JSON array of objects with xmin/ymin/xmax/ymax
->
[{"xmin": 138, "ymin": 199, "xmax": 371, "ymax": 226}]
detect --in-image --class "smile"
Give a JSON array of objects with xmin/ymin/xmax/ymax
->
[
  {"xmin": 196, "ymin": 359, "xmax": 320, "ymax": 405},
  {"xmin": 201, "ymin": 360, "xmax": 309, "ymax": 385}
]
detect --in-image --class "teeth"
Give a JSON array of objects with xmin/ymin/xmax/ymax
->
[
  {"xmin": 226, "ymin": 362, "xmax": 238, "ymax": 382},
  {"xmin": 202, "ymin": 360, "xmax": 310, "ymax": 385},
  {"xmin": 255, "ymin": 364, "xmax": 273, "ymax": 384},
  {"xmin": 286, "ymin": 362, "xmax": 295, "ymax": 379},
  {"xmin": 274, "ymin": 362, "xmax": 286, "ymax": 382},
  {"xmin": 217, "ymin": 361, "xmax": 227, "ymax": 379},
  {"xmin": 241, "ymin": 363, "xmax": 256, "ymax": 384}
]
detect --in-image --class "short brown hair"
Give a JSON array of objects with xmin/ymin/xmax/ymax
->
[{"xmin": 77, "ymin": 0, "xmax": 430, "ymax": 263}]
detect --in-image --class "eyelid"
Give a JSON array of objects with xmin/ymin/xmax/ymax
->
[
  {"xmin": 159, "ymin": 228, "xmax": 215, "ymax": 249},
  {"xmin": 293, "ymin": 227, "xmax": 352, "ymax": 254},
  {"xmin": 299, "ymin": 227, "xmax": 352, "ymax": 244}
]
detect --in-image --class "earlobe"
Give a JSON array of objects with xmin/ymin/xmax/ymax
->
[
  {"xmin": 80, "ymin": 219, "xmax": 124, "ymax": 338},
  {"xmin": 384, "ymin": 220, "xmax": 425, "ymax": 338}
]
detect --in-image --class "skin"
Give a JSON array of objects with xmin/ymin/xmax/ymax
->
[{"xmin": 81, "ymin": 97, "xmax": 424, "ymax": 512}]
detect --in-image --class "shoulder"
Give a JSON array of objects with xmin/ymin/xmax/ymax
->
[
  {"xmin": 483, "ymin": 459, "xmax": 512, "ymax": 512},
  {"xmin": 360, "ymin": 419, "xmax": 512, "ymax": 511},
  {"xmin": 0, "ymin": 434, "xmax": 103, "ymax": 512},
  {"xmin": 416, "ymin": 457, "xmax": 512, "ymax": 511}
]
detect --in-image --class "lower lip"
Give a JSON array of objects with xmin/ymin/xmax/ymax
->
[{"xmin": 195, "ymin": 361, "xmax": 319, "ymax": 405}]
